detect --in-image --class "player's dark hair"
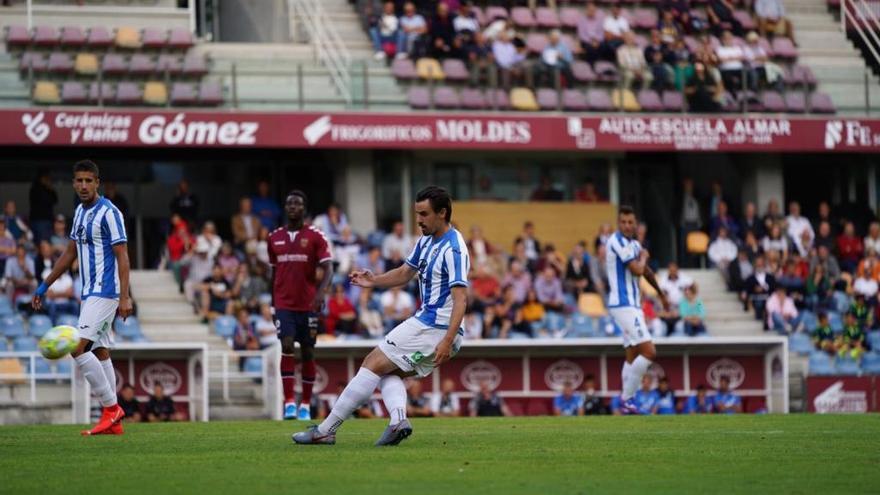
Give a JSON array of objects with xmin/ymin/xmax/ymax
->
[
  {"xmin": 415, "ymin": 186, "xmax": 452, "ymax": 223},
  {"xmin": 73, "ymin": 159, "xmax": 99, "ymax": 178},
  {"xmin": 618, "ymin": 205, "xmax": 636, "ymax": 217},
  {"xmin": 287, "ymin": 189, "xmax": 308, "ymax": 206}
]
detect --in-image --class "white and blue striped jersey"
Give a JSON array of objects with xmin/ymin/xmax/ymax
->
[
  {"xmin": 405, "ymin": 227, "xmax": 470, "ymax": 330},
  {"xmin": 69, "ymin": 196, "xmax": 127, "ymax": 300},
  {"xmin": 605, "ymin": 231, "xmax": 642, "ymax": 308}
]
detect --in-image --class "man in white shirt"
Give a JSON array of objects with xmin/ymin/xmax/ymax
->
[
  {"xmin": 785, "ymin": 201, "xmax": 814, "ymax": 258},
  {"xmin": 603, "ymin": 4, "xmax": 630, "ymax": 52},
  {"xmin": 854, "ymin": 264, "xmax": 879, "ymax": 299},
  {"xmin": 708, "ymin": 226, "xmax": 738, "ymax": 273},
  {"xmin": 658, "ymin": 262, "xmax": 694, "ymax": 306},
  {"xmin": 370, "ymin": 1, "xmax": 400, "ymax": 60},
  {"xmin": 492, "ymin": 30, "xmax": 530, "ymax": 89},
  {"xmin": 755, "ymin": 0, "xmax": 794, "ymax": 40},
  {"xmin": 616, "ymin": 31, "xmax": 652, "ymax": 90},
  {"xmin": 715, "ymin": 30, "xmax": 745, "ymax": 93},
  {"xmin": 380, "ymin": 286, "xmax": 415, "ymax": 330},
  {"xmin": 396, "ymin": 2, "xmax": 427, "ymax": 59},
  {"xmin": 382, "ymin": 221, "xmax": 414, "ymax": 261},
  {"xmin": 865, "ymin": 222, "xmax": 880, "ymax": 256}
]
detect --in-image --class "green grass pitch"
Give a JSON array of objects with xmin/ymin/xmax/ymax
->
[{"xmin": 1, "ymin": 415, "xmax": 878, "ymax": 494}]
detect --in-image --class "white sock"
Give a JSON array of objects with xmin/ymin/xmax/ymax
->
[
  {"xmin": 318, "ymin": 367, "xmax": 380, "ymax": 435},
  {"xmin": 621, "ymin": 361, "xmax": 632, "ymax": 398},
  {"xmin": 75, "ymin": 352, "xmax": 116, "ymax": 407},
  {"xmin": 100, "ymin": 358, "xmax": 118, "ymax": 405},
  {"xmin": 379, "ymin": 375, "xmax": 407, "ymax": 426},
  {"xmin": 623, "ymin": 355, "xmax": 653, "ymax": 401}
]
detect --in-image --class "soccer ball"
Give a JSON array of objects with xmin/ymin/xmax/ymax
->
[{"xmin": 39, "ymin": 325, "xmax": 80, "ymax": 360}]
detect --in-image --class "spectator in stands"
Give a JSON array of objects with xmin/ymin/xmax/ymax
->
[
  {"xmin": 467, "ymin": 225, "xmax": 497, "ymax": 268},
  {"xmin": 0, "ymin": 218, "xmax": 14, "ymax": 275},
  {"xmin": 356, "ymin": 287, "xmax": 384, "ymax": 338},
  {"xmin": 743, "ymin": 255, "xmax": 775, "ymax": 321},
  {"xmin": 643, "ymin": 296, "xmax": 667, "ymax": 337},
  {"xmin": 469, "ymin": 380, "xmax": 510, "ymax": 417},
  {"xmin": 634, "ymin": 375, "xmax": 660, "ymax": 415},
  {"xmin": 518, "ymin": 221, "xmax": 542, "ymax": 266},
  {"xmin": 167, "ymin": 214, "xmax": 193, "ymax": 293},
  {"xmin": 254, "ymin": 303, "xmax": 277, "ymax": 349},
  {"xmin": 565, "ymin": 242, "xmax": 596, "ymax": 296},
  {"xmin": 865, "ymin": 222, "xmax": 880, "ymax": 255},
  {"xmin": 183, "ymin": 238, "xmax": 212, "ymax": 303},
  {"xmin": 169, "ymin": 179, "xmax": 198, "ymax": 226},
  {"xmin": 655, "ymin": 377, "xmax": 677, "ymax": 415},
  {"xmin": 553, "ymin": 382, "xmax": 581, "ymax": 416},
  {"xmin": 805, "ymin": 263, "xmax": 833, "ymax": 311},
  {"xmin": 431, "ymin": 378, "xmax": 461, "ymax": 417},
  {"xmin": 810, "ymin": 245, "xmax": 842, "ymax": 283},
  {"xmin": 35, "ymin": 241, "xmax": 54, "ymax": 285},
  {"xmin": 429, "ymin": 2, "xmax": 457, "ymax": 59},
  {"xmin": 232, "ymin": 308, "xmax": 260, "ymax": 354},
  {"xmin": 786, "ymin": 201, "xmax": 814, "ymax": 257},
  {"xmin": 407, "ymin": 380, "xmax": 433, "ymax": 417},
  {"xmin": 467, "ymin": 32, "xmax": 493, "ymax": 86},
  {"xmin": 484, "ymin": 285, "xmax": 521, "ymax": 338},
  {"xmin": 743, "ymin": 31, "xmax": 775, "ymax": 91},
  {"xmin": 596, "ymin": 222, "xmax": 614, "ymax": 250},
  {"xmin": 232, "ymin": 263, "xmax": 268, "ymax": 314},
  {"xmin": 812, "ymin": 312, "xmax": 836, "ymax": 353},
  {"xmin": 196, "ymin": 221, "xmax": 222, "ymax": 262},
  {"xmin": 683, "ymin": 384, "xmax": 714, "ymax": 413},
  {"xmin": 49, "ymin": 215, "xmax": 67, "ymax": 257},
  {"xmin": 762, "ymin": 223, "xmax": 789, "ymax": 260},
  {"xmin": 677, "ymin": 284, "xmax": 707, "ymax": 336},
  {"xmin": 3, "ymin": 244, "xmax": 35, "ymax": 302},
  {"xmin": 3, "ymin": 200, "xmax": 31, "ymax": 244},
  {"xmin": 853, "ymin": 264, "xmax": 879, "ymax": 301},
  {"xmin": 659, "ymin": 0, "xmax": 691, "ymax": 26},
  {"xmin": 453, "ymin": 1, "xmax": 480, "ymax": 39},
  {"xmin": 382, "ymin": 220, "xmax": 413, "ymax": 262},
  {"xmin": 740, "ymin": 202, "xmax": 764, "ymax": 241},
  {"xmin": 837, "ymin": 311, "xmax": 867, "ymax": 360},
  {"xmin": 534, "ymin": 29, "xmax": 575, "ymax": 88},
  {"xmin": 530, "ymin": 176, "xmax": 564, "ymax": 201},
  {"xmin": 326, "ymin": 283, "xmax": 358, "ymax": 338},
  {"xmin": 708, "ymin": 181, "xmax": 726, "ymax": 219},
  {"xmin": 118, "ymin": 384, "xmax": 142, "ymax": 423},
  {"xmin": 679, "ymin": 178, "xmax": 704, "ymax": 263},
  {"xmin": 502, "ymin": 260, "xmax": 532, "ymax": 304},
  {"xmin": 590, "ymin": 244, "xmax": 608, "ymax": 295},
  {"xmin": 29, "ymin": 170, "xmax": 57, "ymax": 244},
  {"xmin": 519, "ymin": 289, "xmax": 546, "ymax": 336},
  {"xmin": 741, "ymin": 230, "xmax": 762, "ymax": 262},
  {"xmin": 763, "ymin": 198, "xmax": 784, "ymax": 231},
  {"xmin": 44, "ymin": 266, "xmax": 75, "ymax": 320},
  {"xmin": 715, "ymin": 31, "xmax": 746, "ymax": 94},
  {"xmin": 857, "ymin": 249, "xmax": 880, "ymax": 280},
  {"xmin": 146, "ymin": 383, "xmax": 184, "ymax": 422},
  {"xmin": 492, "ymin": 30, "xmax": 531, "ymax": 89},
  {"xmin": 755, "ymin": 0, "xmax": 794, "ymax": 41},
  {"xmin": 766, "ymin": 286, "xmax": 801, "ymax": 334},
  {"xmin": 644, "ymin": 29, "xmax": 675, "ymax": 91},
  {"xmin": 334, "ymin": 226, "xmax": 361, "ymax": 275},
  {"xmin": 659, "ymin": 262, "xmax": 694, "ymax": 307},
  {"xmin": 535, "ymin": 263, "xmax": 565, "ymax": 314},
  {"xmin": 777, "ymin": 259, "xmax": 806, "ymax": 306},
  {"xmin": 251, "ymin": 180, "xmax": 280, "ymax": 230},
  {"xmin": 709, "ymin": 226, "xmax": 738, "ymax": 276},
  {"xmin": 714, "ymin": 376, "xmax": 742, "ymax": 414},
  {"xmin": 709, "ymin": 201, "xmax": 738, "ymax": 240},
  {"xmin": 313, "ymin": 203, "xmax": 349, "ymax": 245},
  {"xmin": 577, "ymin": 2, "xmax": 606, "ymax": 64},
  {"xmin": 579, "ymin": 375, "xmax": 607, "ymax": 415},
  {"xmin": 470, "ymin": 262, "xmax": 501, "ymax": 314},
  {"xmin": 617, "ymin": 31, "xmax": 653, "ymax": 90},
  {"xmin": 850, "ymin": 292, "xmax": 873, "ymax": 331},
  {"xmin": 728, "ymin": 248, "xmax": 754, "ymax": 294},
  {"xmin": 231, "ymin": 197, "xmax": 260, "ymax": 251},
  {"xmin": 381, "ymin": 286, "xmax": 415, "ymax": 331},
  {"xmin": 397, "ymin": 1, "xmax": 428, "ymax": 59},
  {"xmin": 707, "ymin": 0, "xmax": 743, "ymax": 36},
  {"xmin": 217, "ymin": 242, "xmax": 240, "ymax": 285},
  {"xmin": 574, "ymin": 178, "xmax": 604, "ymax": 203},
  {"xmin": 370, "ymin": 1, "xmax": 400, "ymax": 60},
  {"xmin": 837, "ymin": 222, "xmax": 864, "ymax": 273},
  {"xmin": 198, "ymin": 264, "xmax": 233, "ymax": 322},
  {"xmin": 603, "ymin": 4, "xmax": 631, "ymax": 56}
]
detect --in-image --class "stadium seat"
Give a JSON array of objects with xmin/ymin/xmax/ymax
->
[
  {"xmin": 485, "ymin": 6, "xmax": 509, "ymax": 22},
  {"xmin": 5, "ymin": 25, "xmax": 31, "ymax": 48},
  {"xmin": 637, "ymin": 89, "xmax": 663, "ymax": 112},
  {"xmin": 662, "ymin": 91, "xmax": 684, "ymax": 111},
  {"xmin": 536, "ymin": 88, "xmax": 559, "ymax": 111},
  {"xmin": 0, "ymin": 298, "xmax": 13, "ymax": 317},
  {"xmin": 0, "ymin": 359, "xmax": 26, "ymax": 385},
  {"xmin": 785, "ymin": 92, "xmax": 807, "ymax": 113},
  {"xmin": 56, "ymin": 359, "xmax": 73, "ymax": 375},
  {"xmin": 86, "ymin": 26, "xmax": 114, "ymax": 49},
  {"xmin": 546, "ymin": 312, "xmax": 566, "ymax": 332},
  {"xmin": 407, "ymin": 86, "xmax": 430, "ymax": 109},
  {"xmin": 141, "ymin": 27, "xmax": 168, "ymax": 49},
  {"xmin": 0, "ymin": 315, "xmax": 25, "ymax": 339},
  {"xmin": 55, "ymin": 314, "xmax": 79, "ymax": 328},
  {"xmin": 416, "ymin": 58, "xmax": 444, "ymax": 80},
  {"xmin": 562, "ymin": 89, "xmax": 589, "ymax": 111},
  {"xmin": 835, "ymin": 356, "xmax": 861, "ymax": 375},
  {"xmin": 198, "ymin": 80, "xmax": 223, "ymax": 106},
  {"xmin": 771, "ymin": 37, "xmax": 798, "ymax": 60},
  {"xmin": 686, "ymin": 231, "xmax": 710, "ymax": 255},
  {"xmin": 761, "ymin": 91, "xmax": 786, "ymax": 113},
  {"xmin": 170, "ymin": 82, "xmax": 197, "ymax": 105},
  {"xmin": 60, "ymin": 26, "xmax": 86, "ymax": 47},
  {"xmin": 214, "ymin": 316, "xmax": 236, "ymax": 339},
  {"xmin": 441, "ymin": 59, "xmax": 468, "ymax": 82},
  {"xmin": 89, "ymin": 82, "xmax": 116, "ymax": 104},
  {"xmin": 101, "ymin": 53, "xmax": 128, "ymax": 77},
  {"xmin": 156, "ymin": 54, "xmax": 183, "ymax": 75},
  {"xmin": 809, "ymin": 351, "xmax": 835, "ymax": 375},
  {"xmin": 536, "ymin": 7, "xmax": 561, "ymax": 28},
  {"xmin": 130, "ymin": 54, "xmax": 156, "ymax": 76},
  {"xmin": 74, "ymin": 52, "xmax": 99, "ymax": 76},
  {"xmin": 593, "ymin": 61, "xmax": 619, "ymax": 82},
  {"xmin": 828, "ymin": 311, "xmax": 844, "ymax": 332},
  {"xmin": 116, "ymin": 82, "xmax": 143, "ymax": 104},
  {"xmin": 243, "ymin": 357, "xmax": 263, "ymax": 374},
  {"xmin": 391, "ymin": 58, "xmax": 417, "ymax": 80},
  {"xmin": 168, "ymin": 27, "xmax": 195, "ymax": 50},
  {"xmin": 182, "ymin": 54, "xmax": 209, "ymax": 77},
  {"xmin": 12, "ymin": 337, "xmax": 38, "ymax": 352},
  {"xmin": 867, "ymin": 331, "xmax": 880, "ymax": 351},
  {"xmin": 785, "ymin": 65, "xmax": 817, "ymax": 87},
  {"xmin": 526, "ymin": 33, "xmax": 548, "ymax": 55},
  {"xmin": 31, "ymin": 357, "xmax": 52, "ymax": 376},
  {"xmin": 612, "ymin": 89, "xmax": 640, "ymax": 111},
  {"xmin": 571, "ymin": 60, "xmax": 597, "ymax": 84},
  {"xmin": 115, "ymin": 316, "xmax": 142, "ymax": 339},
  {"xmin": 143, "ymin": 81, "xmax": 168, "ymax": 105},
  {"xmin": 471, "ymin": 6, "xmax": 487, "ymax": 25},
  {"xmin": 633, "ymin": 8, "xmax": 658, "ymax": 29},
  {"xmin": 114, "ymin": 26, "xmax": 142, "ymax": 49},
  {"xmin": 559, "ymin": 8, "xmax": 583, "ymax": 28},
  {"xmin": 862, "ymin": 352, "xmax": 880, "ymax": 374},
  {"xmin": 47, "ymin": 52, "xmax": 74, "ymax": 74},
  {"xmin": 433, "ymin": 86, "xmax": 460, "ymax": 109},
  {"xmin": 0, "ymin": 339, "xmax": 7, "ymax": 352},
  {"xmin": 33, "ymin": 26, "xmax": 59, "ymax": 47},
  {"xmin": 33, "ymin": 80, "xmax": 60, "ymax": 104},
  {"xmin": 510, "ymin": 87, "xmax": 539, "ymax": 111},
  {"xmin": 587, "ymin": 88, "xmax": 614, "ymax": 111},
  {"xmin": 790, "ymin": 332, "xmax": 814, "ymax": 355},
  {"xmin": 578, "ymin": 293, "xmax": 607, "ymax": 318},
  {"xmin": 569, "ymin": 314, "xmax": 594, "ymax": 338},
  {"xmin": 733, "ymin": 10, "xmax": 757, "ymax": 30},
  {"xmin": 810, "ymin": 93, "xmax": 836, "ymax": 114},
  {"xmin": 511, "ymin": 7, "xmax": 537, "ymax": 28},
  {"xmin": 28, "ymin": 315, "xmax": 53, "ymax": 338},
  {"xmin": 484, "ymin": 88, "xmax": 511, "ymax": 110},
  {"xmin": 460, "ymin": 88, "xmax": 487, "ymax": 110},
  {"xmin": 19, "ymin": 52, "xmax": 47, "ymax": 72}
]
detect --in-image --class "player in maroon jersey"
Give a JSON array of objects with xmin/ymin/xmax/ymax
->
[{"xmin": 267, "ymin": 190, "xmax": 333, "ymax": 420}]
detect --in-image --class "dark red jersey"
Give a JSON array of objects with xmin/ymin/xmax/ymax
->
[{"xmin": 267, "ymin": 225, "xmax": 332, "ymax": 311}]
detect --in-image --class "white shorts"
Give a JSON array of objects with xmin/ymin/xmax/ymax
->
[
  {"xmin": 609, "ymin": 306, "xmax": 651, "ymax": 348},
  {"xmin": 378, "ymin": 317, "xmax": 462, "ymax": 378},
  {"xmin": 78, "ymin": 297, "xmax": 118, "ymax": 350}
]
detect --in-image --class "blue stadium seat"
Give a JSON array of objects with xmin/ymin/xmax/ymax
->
[
  {"xmin": 867, "ymin": 331, "xmax": 880, "ymax": 352},
  {"xmin": 366, "ymin": 230, "xmax": 386, "ymax": 248},
  {"xmin": 568, "ymin": 314, "xmax": 594, "ymax": 338},
  {"xmin": 115, "ymin": 316, "xmax": 142, "ymax": 339},
  {"xmin": 214, "ymin": 316, "xmax": 236, "ymax": 339},
  {"xmin": 828, "ymin": 311, "xmax": 843, "ymax": 333},
  {"xmin": 28, "ymin": 314, "xmax": 53, "ymax": 338},
  {"xmin": 799, "ymin": 311, "xmax": 818, "ymax": 332},
  {"xmin": 835, "ymin": 356, "xmax": 861, "ymax": 375},
  {"xmin": 509, "ymin": 332, "xmax": 532, "ymax": 340},
  {"xmin": 243, "ymin": 357, "xmax": 262, "ymax": 373},
  {"xmin": 790, "ymin": 332, "xmax": 814, "ymax": 355},
  {"xmin": 546, "ymin": 312, "xmax": 566, "ymax": 332},
  {"xmin": 0, "ymin": 297, "xmax": 13, "ymax": 317},
  {"xmin": 12, "ymin": 337, "xmax": 38, "ymax": 352},
  {"xmin": 808, "ymin": 351, "xmax": 835, "ymax": 376},
  {"xmin": 55, "ymin": 359, "xmax": 73, "ymax": 375},
  {"xmin": 55, "ymin": 314, "xmax": 79, "ymax": 328},
  {"xmin": 1, "ymin": 316, "xmax": 26, "ymax": 338},
  {"xmin": 0, "ymin": 339, "xmax": 7, "ymax": 351},
  {"xmin": 31, "ymin": 357, "xmax": 52, "ymax": 376},
  {"xmin": 861, "ymin": 352, "xmax": 880, "ymax": 374}
]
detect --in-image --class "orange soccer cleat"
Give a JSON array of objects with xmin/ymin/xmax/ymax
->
[{"xmin": 81, "ymin": 404, "xmax": 125, "ymax": 436}]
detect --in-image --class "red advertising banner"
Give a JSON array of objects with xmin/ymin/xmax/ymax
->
[
  {"xmin": 2, "ymin": 108, "xmax": 880, "ymax": 152},
  {"xmin": 806, "ymin": 376, "xmax": 878, "ymax": 413}
]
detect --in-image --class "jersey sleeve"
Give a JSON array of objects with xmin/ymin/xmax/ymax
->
[
  {"xmin": 69, "ymin": 207, "xmax": 79, "ymax": 240},
  {"xmin": 405, "ymin": 239, "xmax": 423, "ymax": 269},
  {"xmin": 267, "ymin": 235, "xmax": 277, "ymax": 266},
  {"xmin": 444, "ymin": 245, "xmax": 469, "ymax": 288},
  {"xmin": 616, "ymin": 239, "xmax": 638, "ymax": 264},
  {"xmin": 104, "ymin": 207, "xmax": 127, "ymax": 245}
]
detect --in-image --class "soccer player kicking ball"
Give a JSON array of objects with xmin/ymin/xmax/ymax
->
[
  {"xmin": 605, "ymin": 206, "xmax": 668, "ymax": 415},
  {"xmin": 268, "ymin": 190, "xmax": 333, "ymax": 420},
  {"xmin": 293, "ymin": 186, "xmax": 469, "ymax": 446},
  {"xmin": 33, "ymin": 160, "xmax": 132, "ymax": 435}
]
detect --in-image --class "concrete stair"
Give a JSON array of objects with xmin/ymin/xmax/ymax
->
[{"xmin": 679, "ymin": 269, "xmax": 765, "ymax": 336}]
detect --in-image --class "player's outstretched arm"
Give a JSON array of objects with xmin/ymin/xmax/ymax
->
[
  {"xmin": 112, "ymin": 243, "xmax": 133, "ymax": 320},
  {"xmin": 350, "ymin": 263, "xmax": 417, "ymax": 289},
  {"xmin": 32, "ymin": 240, "xmax": 78, "ymax": 311},
  {"xmin": 643, "ymin": 265, "xmax": 670, "ymax": 311}
]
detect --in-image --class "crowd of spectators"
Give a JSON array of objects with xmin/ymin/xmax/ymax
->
[
  {"xmin": 363, "ymin": 0, "xmax": 796, "ymax": 110},
  {"xmin": 117, "ymin": 382, "xmax": 186, "ymax": 423}
]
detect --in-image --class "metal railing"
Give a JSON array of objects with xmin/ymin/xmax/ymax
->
[
  {"xmin": 842, "ymin": 0, "xmax": 880, "ymax": 112},
  {"xmin": 211, "ymin": 345, "xmax": 281, "ymax": 420},
  {"xmin": 0, "ymin": 352, "xmax": 74, "ymax": 404},
  {"xmin": 289, "ymin": 0, "xmax": 353, "ymax": 106}
]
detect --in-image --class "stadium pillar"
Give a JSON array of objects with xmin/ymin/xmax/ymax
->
[
  {"xmin": 744, "ymin": 158, "xmax": 784, "ymax": 212},
  {"xmin": 338, "ymin": 153, "xmax": 377, "ymax": 234},
  {"xmin": 869, "ymin": 163, "xmax": 878, "ymax": 214},
  {"xmin": 608, "ymin": 159, "xmax": 619, "ymax": 206},
  {"xmin": 401, "ymin": 159, "xmax": 413, "ymax": 234}
]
